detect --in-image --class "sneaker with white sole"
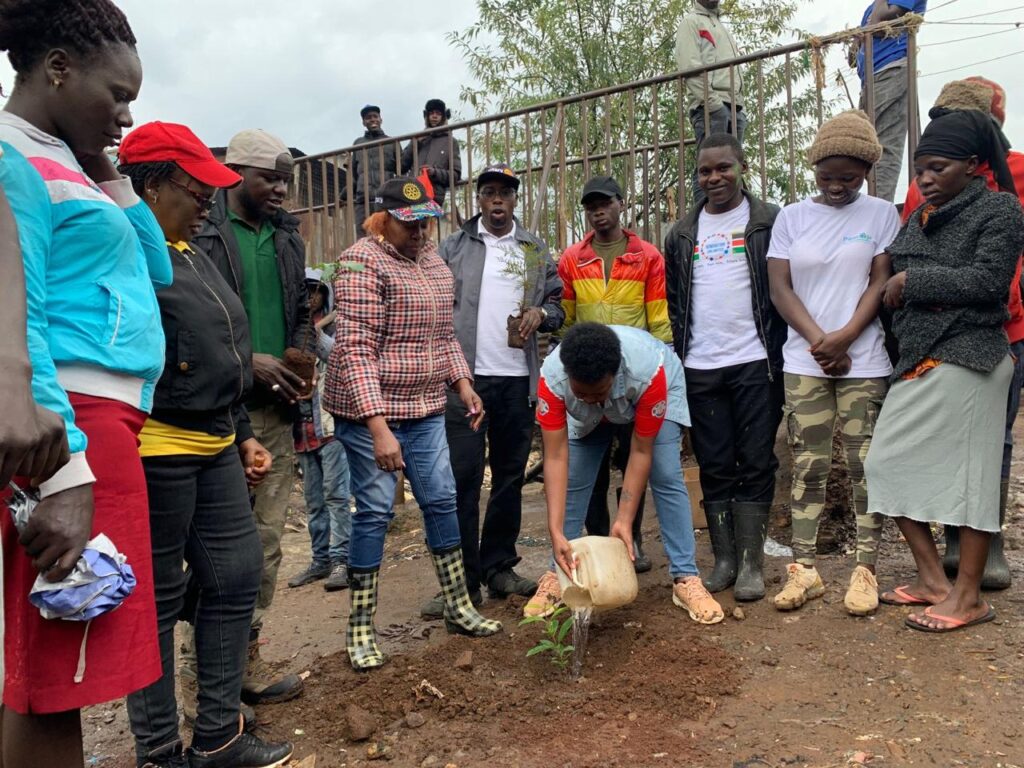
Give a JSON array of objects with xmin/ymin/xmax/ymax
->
[
  {"xmin": 672, "ymin": 576, "xmax": 724, "ymax": 624},
  {"xmin": 844, "ymin": 565, "xmax": 879, "ymax": 616},
  {"xmin": 773, "ymin": 563, "xmax": 825, "ymax": 611},
  {"xmin": 523, "ymin": 571, "xmax": 562, "ymax": 618}
]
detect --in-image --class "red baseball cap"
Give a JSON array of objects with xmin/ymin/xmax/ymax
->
[{"xmin": 118, "ymin": 122, "xmax": 241, "ymax": 188}]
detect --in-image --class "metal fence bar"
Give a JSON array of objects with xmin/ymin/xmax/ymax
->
[
  {"xmin": 864, "ymin": 32, "xmax": 877, "ymax": 197},
  {"xmin": 290, "ymin": 18, "xmax": 921, "ymax": 262},
  {"xmin": 757, "ymin": 59, "xmax": 767, "ymax": 198},
  {"xmin": 785, "ymin": 52, "xmax": 796, "ymax": 203}
]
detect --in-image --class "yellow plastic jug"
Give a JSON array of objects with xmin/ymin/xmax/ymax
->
[{"xmin": 557, "ymin": 536, "xmax": 639, "ymax": 613}]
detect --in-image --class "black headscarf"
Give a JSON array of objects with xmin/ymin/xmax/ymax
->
[{"xmin": 915, "ymin": 108, "xmax": 1016, "ymax": 196}]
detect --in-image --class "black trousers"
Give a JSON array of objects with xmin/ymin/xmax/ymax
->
[
  {"xmin": 684, "ymin": 359, "xmax": 784, "ymax": 504},
  {"xmin": 127, "ymin": 447, "xmax": 263, "ymax": 757},
  {"xmin": 445, "ymin": 375, "xmax": 534, "ymax": 592},
  {"xmin": 583, "ymin": 421, "xmax": 646, "ymax": 539}
]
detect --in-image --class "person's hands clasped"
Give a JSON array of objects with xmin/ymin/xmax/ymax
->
[
  {"xmin": 239, "ymin": 438, "xmax": 272, "ymax": 487},
  {"xmin": 455, "ymin": 379, "xmax": 485, "ymax": 431},
  {"xmin": 810, "ymin": 330, "xmax": 854, "ymax": 376},
  {"xmin": 252, "ymin": 353, "xmax": 305, "ymax": 404},
  {"xmin": 881, "ymin": 271, "xmax": 908, "ymax": 309},
  {"xmin": 19, "ymin": 484, "xmax": 94, "ymax": 582},
  {"xmin": 551, "ymin": 531, "xmax": 577, "ymax": 580},
  {"xmin": 518, "ymin": 307, "xmax": 545, "ymax": 340}
]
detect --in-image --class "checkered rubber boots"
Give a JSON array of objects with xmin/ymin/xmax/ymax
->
[
  {"xmin": 346, "ymin": 569, "xmax": 385, "ymax": 670},
  {"xmin": 429, "ymin": 546, "xmax": 502, "ymax": 638},
  {"xmin": 346, "ymin": 548, "xmax": 501, "ymax": 671}
]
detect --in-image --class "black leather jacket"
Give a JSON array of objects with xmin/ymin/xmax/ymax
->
[
  {"xmin": 663, "ymin": 190, "xmax": 785, "ymax": 379},
  {"xmin": 150, "ymin": 243, "xmax": 255, "ymax": 443}
]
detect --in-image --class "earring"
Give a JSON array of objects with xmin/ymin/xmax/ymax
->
[
  {"xmin": 51, "ymin": 78, "xmax": 62, "ymax": 89},
  {"xmin": 149, "ymin": 192, "xmax": 158, "ymax": 203}
]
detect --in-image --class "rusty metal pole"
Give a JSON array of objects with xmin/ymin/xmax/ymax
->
[
  {"xmin": 757, "ymin": 60, "xmax": 767, "ymax": 198},
  {"xmin": 530, "ymin": 105, "xmax": 564, "ymax": 235},
  {"xmin": 864, "ymin": 32, "xmax": 877, "ymax": 196},
  {"xmin": 906, "ymin": 24, "xmax": 921, "ymax": 179},
  {"xmin": 785, "ymin": 52, "xmax": 796, "ymax": 204}
]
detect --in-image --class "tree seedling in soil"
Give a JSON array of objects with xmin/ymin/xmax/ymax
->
[
  {"xmin": 520, "ymin": 605, "xmax": 575, "ymax": 672},
  {"xmin": 499, "ymin": 242, "xmax": 546, "ymax": 348}
]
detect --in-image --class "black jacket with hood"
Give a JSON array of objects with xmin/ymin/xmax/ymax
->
[{"xmin": 663, "ymin": 190, "xmax": 785, "ymax": 379}]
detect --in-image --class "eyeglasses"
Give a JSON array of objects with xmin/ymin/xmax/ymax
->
[
  {"xmin": 478, "ymin": 187, "xmax": 516, "ymax": 200},
  {"xmin": 168, "ymin": 178, "xmax": 216, "ymax": 212}
]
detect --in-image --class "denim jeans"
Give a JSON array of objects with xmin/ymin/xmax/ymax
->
[
  {"xmin": 445, "ymin": 376, "xmax": 533, "ymax": 591},
  {"xmin": 685, "ymin": 360, "xmax": 784, "ymax": 503},
  {"xmin": 298, "ymin": 439, "xmax": 352, "ymax": 565},
  {"xmin": 690, "ymin": 103, "xmax": 747, "ymax": 200},
  {"xmin": 557, "ymin": 420, "xmax": 698, "ymax": 579},
  {"xmin": 336, "ymin": 415, "xmax": 462, "ymax": 570},
  {"xmin": 127, "ymin": 447, "xmax": 262, "ymax": 757}
]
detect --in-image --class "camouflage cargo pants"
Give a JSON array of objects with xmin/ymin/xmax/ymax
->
[{"xmin": 783, "ymin": 374, "xmax": 888, "ymax": 567}]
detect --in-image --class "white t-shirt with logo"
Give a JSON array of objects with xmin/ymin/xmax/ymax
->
[
  {"xmin": 474, "ymin": 222, "xmax": 530, "ymax": 377},
  {"xmin": 766, "ymin": 194, "xmax": 899, "ymax": 379},
  {"xmin": 685, "ymin": 198, "xmax": 767, "ymax": 370}
]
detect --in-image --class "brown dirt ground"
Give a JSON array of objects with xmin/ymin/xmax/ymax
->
[{"xmin": 86, "ymin": 423, "xmax": 1024, "ymax": 768}]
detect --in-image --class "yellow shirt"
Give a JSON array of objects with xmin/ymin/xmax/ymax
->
[{"xmin": 138, "ymin": 419, "xmax": 235, "ymax": 458}]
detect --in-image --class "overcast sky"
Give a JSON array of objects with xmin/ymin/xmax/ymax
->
[{"xmin": 1, "ymin": 0, "xmax": 1020, "ymax": 186}]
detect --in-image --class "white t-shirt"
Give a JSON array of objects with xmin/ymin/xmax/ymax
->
[
  {"xmin": 766, "ymin": 194, "xmax": 899, "ymax": 379},
  {"xmin": 685, "ymin": 198, "xmax": 767, "ymax": 370},
  {"xmin": 474, "ymin": 222, "xmax": 530, "ymax": 377}
]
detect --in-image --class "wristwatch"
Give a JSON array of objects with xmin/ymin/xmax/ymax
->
[{"xmin": 538, "ymin": 307, "xmax": 548, "ymax": 320}]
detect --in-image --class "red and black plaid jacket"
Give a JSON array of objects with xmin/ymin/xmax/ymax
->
[{"xmin": 324, "ymin": 236, "xmax": 471, "ymax": 422}]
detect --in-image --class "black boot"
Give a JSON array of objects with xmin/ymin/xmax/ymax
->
[
  {"xmin": 982, "ymin": 480, "xmax": 1012, "ymax": 591},
  {"xmin": 733, "ymin": 502, "xmax": 769, "ymax": 602},
  {"xmin": 942, "ymin": 525, "xmax": 960, "ymax": 579},
  {"xmin": 702, "ymin": 500, "xmax": 736, "ymax": 593},
  {"xmin": 617, "ymin": 487, "xmax": 651, "ymax": 573}
]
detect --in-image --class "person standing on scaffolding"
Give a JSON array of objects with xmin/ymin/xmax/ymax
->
[
  {"xmin": 675, "ymin": 0, "xmax": 746, "ymax": 199},
  {"xmin": 850, "ymin": 0, "xmax": 928, "ymax": 202}
]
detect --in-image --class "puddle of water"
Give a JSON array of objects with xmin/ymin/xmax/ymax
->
[{"xmin": 570, "ymin": 607, "xmax": 593, "ymax": 680}]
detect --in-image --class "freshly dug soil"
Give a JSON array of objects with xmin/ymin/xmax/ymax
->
[{"xmin": 278, "ymin": 588, "xmax": 739, "ymax": 767}]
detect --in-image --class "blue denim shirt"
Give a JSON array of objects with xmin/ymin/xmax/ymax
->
[{"xmin": 541, "ymin": 325, "xmax": 690, "ymax": 439}]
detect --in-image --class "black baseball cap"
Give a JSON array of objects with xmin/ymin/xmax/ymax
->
[
  {"xmin": 476, "ymin": 163, "xmax": 520, "ymax": 191},
  {"xmin": 372, "ymin": 177, "xmax": 443, "ymax": 221},
  {"xmin": 360, "ymin": 104, "xmax": 381, "ymax": 118},
  {"xmin": 580, "ymin": 175, "xmax": 624, "ymax": 204}
]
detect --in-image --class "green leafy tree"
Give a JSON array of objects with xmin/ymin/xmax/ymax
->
[{"xmin": 449, "ymin": 0, "xmax": 837, "ymax": 246}]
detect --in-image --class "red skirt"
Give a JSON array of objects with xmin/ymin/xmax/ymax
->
[{"xmin": 2, "ymin": 393, "xmax": 160, "ymax": 714}]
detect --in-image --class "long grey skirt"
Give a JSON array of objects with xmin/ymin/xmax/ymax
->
[{"xmin": 865, "ymin": 356, "xmax": 1012, "ymax": 532}]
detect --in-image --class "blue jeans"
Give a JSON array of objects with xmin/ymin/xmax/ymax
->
[
  {"xmin": 558, "ymin": 420, "xmax": 698, "ymax": 579},
  {"xmin": 336, "ymin": 415, "xmax": 461, "ymax": 570},
  {"xmin": 298, "ymin": 439, "xmax": 351, "ymax": 565}
]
